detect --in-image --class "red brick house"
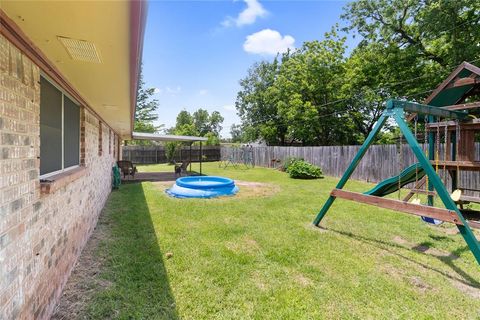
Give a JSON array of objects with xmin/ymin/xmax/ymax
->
[{"xmin": 0, "ymin": 1, "xmax": 146, "ymax": 319}]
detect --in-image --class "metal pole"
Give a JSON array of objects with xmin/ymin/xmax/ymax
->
[{"xmin": 189, "ymin": 143, "xmax": 192, "ymax": 173}]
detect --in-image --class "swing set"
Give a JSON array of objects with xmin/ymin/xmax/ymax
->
[
  {"xmin": 313, "ymin": 62, "xmax": 480, "ymax": 265},
  {"xmin": 219, "ymin": 145, "xmax": 255, "ymax": 169}
]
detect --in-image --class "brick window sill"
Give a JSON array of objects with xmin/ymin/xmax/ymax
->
[{"xmin": 40, "ymin": 166, "xmax": 86, "ymax": 195}]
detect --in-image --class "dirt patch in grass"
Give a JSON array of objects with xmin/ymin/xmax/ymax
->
[
  {"xmin": 394, "ymin": 236, "xmax": 457, "ymax": 258},
  {"xmin": 226, "ymin": 235, "xmax": 260, "ymax": 255},
  {"xmin": 409, "ymin": 276, "xmax": 432, "ymax": 293},
  {"xmin": 251, "ymin": 270, "xmax": 268, "ymax": 291},
  {"xmin": 51, "ymin": 212, "xmax": 111, "ymax": 319},
  {"xmin": 293, "ymin": 273, "xmax": 313, "ymax": 287},
  {"xmin": 305, "ymin": 223, "xmax": 328, "ymax": 233},
  {"xmin": 392, "ymin": 236, "xmax": 458, "ymax": 259},
  {"xmin": 392, "ymin": 236, "xmax": 409, "ymax": 245},
  {"xmin": 451, "ymin": 279, "xmax": 480, "ymax": 298},
  {"xmin": 153, "ymin": 180, "xmax": 280, "ymax": 199},
  {"xmin": 389, "ymin": 235, "xmax": 480, "ymax": 297}
]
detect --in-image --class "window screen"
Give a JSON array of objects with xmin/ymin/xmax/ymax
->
[
  {"xmin": 64, "ymin": 96, "xmax": 80, "ymax": 167},
  {"xmin": 40, "ymin": 77, "xmax": 62, "ymax": 175}
]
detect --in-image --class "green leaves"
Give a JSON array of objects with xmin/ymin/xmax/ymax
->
[
  {"xmin": 234, "ymin": 0, "xmax": 479, "ymax": 147},
  {"xmin": 135, "ymin": 67, "xmax": 161, "ymax": 131},
  {"xmin": 168, "ymin": 109, "xmax": 225, "ymax": 146},
  {"xmin": 286, "ymin": 159, "xmax": 323, "ymax": 179}
]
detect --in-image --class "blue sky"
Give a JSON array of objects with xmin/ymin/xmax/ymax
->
[{"xmin": 141, "ymin": 0, "xmax": 359, "ymax": 137}]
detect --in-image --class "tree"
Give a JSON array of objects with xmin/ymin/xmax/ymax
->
[
  {"xmin": 176, "ymin": 110, "xmax": 193, "ymax": 127},
  {"xmin": 209, "ymin": 111, "xmax": 224, "ymax": 135},
  {"xmin": 272, "ymin": 30, "xmax": 354, "ymax": 145},
  {"xmin": 342, "ymin": 0, "xmax": 480, "ymax": 68},
  {"xmin": 235, "ymin": 56, "xmax": 288, "ymax": 145},
  {"xmin": 193, "ymin": 109, "xmax": 210, "ymax": 136},
  {"xmin": 230, "ymin": 124, "xmax": 244, "ymax": 143},
  {"xmin": 134, "ymin": 68, "xmax": 162, "ymax": 133},
  {"xmin": 168, "ymin": 109, "xmax": 225, "ymax": 146},
  {"xmin": 130, "ymin": 67, "xmax": 163, "ymax": 145}
]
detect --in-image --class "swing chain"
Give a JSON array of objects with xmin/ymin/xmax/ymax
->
[
  {"xmin": 443, "ymin": 120, "xmax": 448, "ymax": 184},
  {"xmin": 435, "ymin": 117, "xmax": 440, "ymax": 175},
  {"xmin": 424, "ymin": 116, "xmax": 429, "ymax": 195},
  {"xmin": 456, "ymin": 119, "xmax": 461, "ymax": 187}
]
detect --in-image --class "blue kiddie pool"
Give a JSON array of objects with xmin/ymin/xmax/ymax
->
[{"xmin": 166, "ymin": 176, "xmax": 239, "ymax": 198}]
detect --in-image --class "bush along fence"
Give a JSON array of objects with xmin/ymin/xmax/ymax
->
[
  {"xmin": 123, "ymin": 145, "xmax": 221, "ymax": 164},
  {"xmin": 220, "ymin": 144, "xmax": 480, "ymax": 197}
]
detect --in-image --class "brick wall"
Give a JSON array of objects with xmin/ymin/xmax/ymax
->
[{"xmin": 0, "ymin": 34, "xmax": 117, "ymax": 319}]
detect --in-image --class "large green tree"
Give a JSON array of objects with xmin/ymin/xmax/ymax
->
[
  {"xmin": 272, "ymin": 31, "xmax": 355, "ymax": 145},
  {"xmin": 343, "ymin": 0, "xmax": 480, "ymax": 68},
  {"xmin": 234, "ymin": 0, "xmax": 480, "ymax": 146},
  {"xmin": 235, "ymin": 56, "xmax": 288, "ymax": 145}
]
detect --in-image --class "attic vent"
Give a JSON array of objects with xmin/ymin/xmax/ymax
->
[{"xmin": 57, "ymin": 36, "xmax": 102, "ymax": 63}]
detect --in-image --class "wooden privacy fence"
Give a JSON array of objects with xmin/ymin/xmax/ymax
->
[
  {"xmin": 221, "ymin": 144, "xmax": 480, "ymax": 196},
  {"xmin": 123, "ymin": 146, "xmax": 221, "ymax": 164}
]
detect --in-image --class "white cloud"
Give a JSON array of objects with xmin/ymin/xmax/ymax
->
[
  {"xmin": 222, "ymin": 0, "xmax": 268, "ymax": 27},
  {"xmin": 223, "ymin": 104, "xmax": 236, "ymax": 111},
  {"xmin": 243, "ymin": 29, "xmax": 295, "ymax": 55},
  {"xmin": 166, "ymin": 86, "xmax": 181, "ymax": 94},
  {"xmin": 199, "ymin": 89, "xmax": 208, "ymax": 96},
  {"xmin": 152, "ymin": 86, "xmax": 182, "ymax": 96}
]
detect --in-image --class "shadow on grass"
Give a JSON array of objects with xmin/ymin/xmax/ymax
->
[
  {"xmin": 87, "ymin": 182, "xmax": 179, "ymax": 319},
  {"xmin": 324, "ymin": 227, "xmax": 480, "ymax": 289}
]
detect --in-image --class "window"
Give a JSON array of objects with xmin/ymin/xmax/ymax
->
[{"xmin": 40, "ymin": 76, "xmax": 80, "ymax": 177}]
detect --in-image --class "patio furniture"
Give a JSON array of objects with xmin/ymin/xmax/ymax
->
[
  {"xmin": 117, "ymin": 160, "xmax": 137, "ymax": 179},
  {"xmin": 174, "ymin": 161, "xmax": 190, "ymax": 176}
]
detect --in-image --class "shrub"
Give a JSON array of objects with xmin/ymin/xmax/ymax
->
[
  {"xmin": 286, "ymin": 160, "xmax": 323, "ymax": 179},
  {"xmin": 279, "ymin": 157, "xmax": 303, "ymax": 172}
]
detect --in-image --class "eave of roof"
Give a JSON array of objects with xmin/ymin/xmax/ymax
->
[
  {"xmin": 132, "ymin": 132, "xmax": 208, "ymax": 142},
  {"xmin": 0, "ymin": 1, "xmax": 147, "ymax": 138}
]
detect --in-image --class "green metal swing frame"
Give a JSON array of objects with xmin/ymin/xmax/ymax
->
[{"xmin": 313, "ymin": 99, "xmax": 480, "ymax": 265}]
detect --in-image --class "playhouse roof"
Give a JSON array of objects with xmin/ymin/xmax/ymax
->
[{"xmin": 425, "ymin": 62, "xmax": 480, "ymax": 107}]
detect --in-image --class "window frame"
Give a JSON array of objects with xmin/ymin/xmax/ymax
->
[{"xmin": 40, "ymin": 73, "xmax": 81, "ymax": 179}]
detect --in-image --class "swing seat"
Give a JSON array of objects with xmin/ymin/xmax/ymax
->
[
  {"xmin": 410, "ymin": 198, "xmax": 421, "ymax": 205},
  {"xmin": 451, "ymin": 189, "xmax": 462, "ymax": 202},
  {"xmin": 421, "ymin": 216, "xmax": 443, "ymax": 225},
  {"xmin": 409, "ymin": 198, "xmax": 444, "ymax": 225}
]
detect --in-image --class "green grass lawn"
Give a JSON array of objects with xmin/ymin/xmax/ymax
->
[{"xmin": 84, "ymin": 162, "xmax": 480, "ymax": 319}]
